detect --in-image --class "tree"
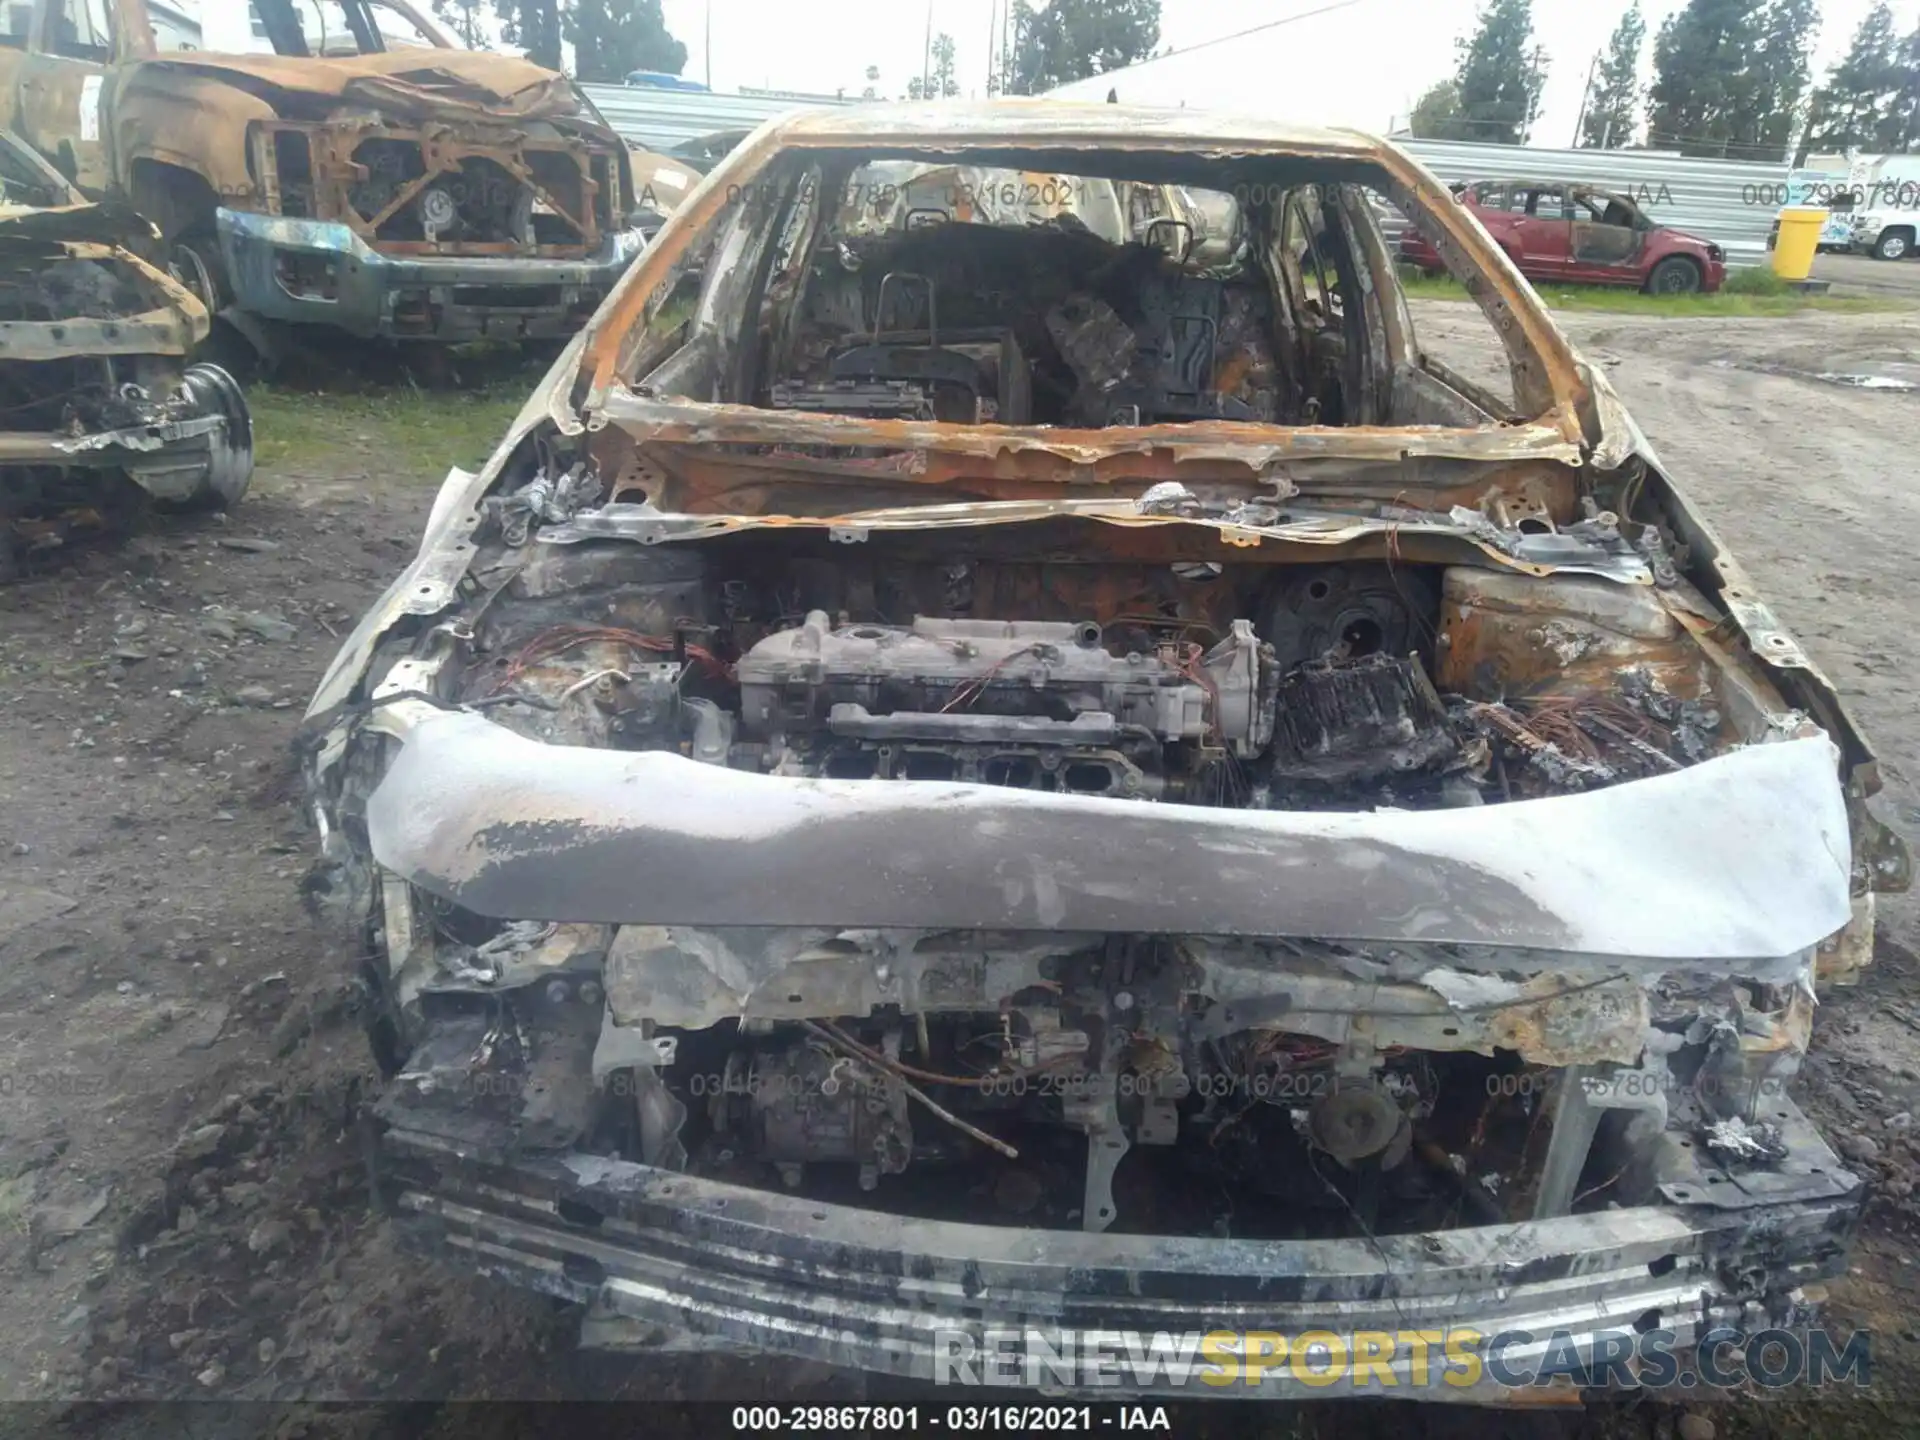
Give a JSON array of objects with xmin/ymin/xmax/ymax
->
[
  {"xmin": 433, "ymin": 0, "xmax": 490, "ymax": 49},
  {"xmin": 494, "ymin": 0, "xmax": 562, "ymax": 70},
  {"xmin": 1447, "ymin": 0, "xmax": 1549, "ymax": 144},
  {"xmin": 1742, "ymin": 0, "xmax": 1818, "ymax": 157},
  {"xmin": 1804, "ymin": 4, "xmax": 1902, "ymax": 155},
  {"xmin": 1581, "ymin": 3, "xmax": 1645, "ymax": 148},
  {"xmin": 568, "ymin": 0, "xmax": 686, "ymax": 83},
  {"xmin": 490, "ymin": 0, "xmax": 684, "ymax": 79},
  {"xmin": 862, "ymin": 64, "xmax": 881, "ymax": 101},
  {"xmin": 1408, "ymin": 80, "xmax": 1462, "ymax": 138},
  {"xmin": 931, "ymin": 31, "xmax": 960, "ymax": 97},
  {"xmin": 1893, "ymin": 21, "xmax": 1920, "ymax": 151},
  {"xmin": 1647, "ymin": 0, "xmax": 1812, "ymax": 159},
  {"xmin": 1004, "ymin": 0, "xmax": 1160, "ymax": 96},
  {"xmin": 1649, "ymin": 0, "xmax": 1757, "ymax": 156}
]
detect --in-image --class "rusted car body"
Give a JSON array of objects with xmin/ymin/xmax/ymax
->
[
  {"xmin": 0, "ymin": 0, "xmax": 646, "ymax": 344},
  {"xmin": 303, "ymin": 105, "xmax": 1909, "ymax": 1396},
  {"xmin": 0, "ymin": 127, "xmax": 250, "ymax": 570}
]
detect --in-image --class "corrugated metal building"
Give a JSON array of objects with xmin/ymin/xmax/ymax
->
[
  {"xmin": 1387, "ymin": 139, "xmax": 1789, "ymax": 269},
  {"xmin": 579, "ymin": 84, "xmax": 857, "ymax": 157}
]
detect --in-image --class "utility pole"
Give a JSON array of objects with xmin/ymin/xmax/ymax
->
[
  {"xmin": 921, "ymin": 0, "xmax": 933, "ymax": 99},
  {"xmin": 985, "ymin": 0, "xmax": 997, "ymax": 96},
  {"xmin": 1571, "ymin": 51, "xmax": 1599, "ymax": 147},
  {"xmin": 1004, "ymin": 0, "xmax": 1016, "ymax": 95},
  {"xmin": 704, "ymin": 0, "xmax": 712, "ymax": 88}
]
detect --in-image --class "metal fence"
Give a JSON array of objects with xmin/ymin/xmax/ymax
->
[
  {"xmin": 580, "ymin": 84, "xmax": 855, "ymax": 157},
  {"xmin": 1386, "ymin": 139, "xmax": 1790, "ymax": 269}
]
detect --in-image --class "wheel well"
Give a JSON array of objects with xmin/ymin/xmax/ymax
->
[
  {"xmin": 1654, "ymin": 253, "xmax": 1702, "ymax": 274},
  {"xmin": 1885, "ymin": 225, "xmax": 1916, "ymax": 240},
  {"xmin": 128, "ymin": 159, "xmax": 221, "ymax": 241}
]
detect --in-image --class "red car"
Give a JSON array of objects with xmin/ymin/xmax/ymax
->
[{"xmin": 1401, "ymin": 180, "xmax": 1727, "ymax": 294}]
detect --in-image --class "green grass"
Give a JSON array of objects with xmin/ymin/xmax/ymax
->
[
  {"xmin": 249, "ymin": 381, "xmax": 531, "ymax": 486},
  {"xmin": 1719, "ymin": 265, "xmax": 1793, "ymax": 296},
  {"xmin": 1397, "ymin": 267, "xmax": 1906, "ymax": 316}
]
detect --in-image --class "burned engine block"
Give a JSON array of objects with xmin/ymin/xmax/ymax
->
[{"xmin": 736, "ymin": 611, "xmax": 1273, "ymax": 799}]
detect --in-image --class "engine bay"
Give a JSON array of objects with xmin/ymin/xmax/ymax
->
[
  {"xmin": 348, "ymin": 522, "xmax": 1832, "ymax": 1245},
  {"xmin": 462, "ymin": 532, "xmax": 1724, "ymax": 814}
]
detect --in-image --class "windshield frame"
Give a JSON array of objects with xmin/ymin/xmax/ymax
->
[
  {"xmin": 250, "ymin": 0, "xmax": 453, "ymax": 56},
  {"xmin": 577, "ymin": 120, "xmax": 1600, "ymax": 459}
]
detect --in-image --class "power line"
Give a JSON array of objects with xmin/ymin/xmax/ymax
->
[{"xmin": 1133, "ymin": 0, "xmax": 1376, "ymax": 69}]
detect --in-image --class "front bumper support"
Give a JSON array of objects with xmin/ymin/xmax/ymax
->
[
  {"xmin": 216, "ymin": 209, "xmax": 646, "ymax": 342},
  {"xmin": 378, "ymin": 1118, "xmax": 1861, "ymax": 1399}
]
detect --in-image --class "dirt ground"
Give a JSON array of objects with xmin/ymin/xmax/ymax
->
[{"xmin": 4, "ymin": 305, "xmax": 1920, "ymax": 1434}]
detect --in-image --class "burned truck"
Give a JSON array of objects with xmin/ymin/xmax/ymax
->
[
  {"xmin": 0, "ymin": 126, "xmax": 249, "ymax": 572},
  {"xmin": 0, "ymin": 0, "xmax": 647, "ymax": 348},
  {"xmin": 303, "ymin": 107, "xmax": 1911, "ymax": 1395}
]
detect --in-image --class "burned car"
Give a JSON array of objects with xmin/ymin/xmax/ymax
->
[
  {"xmin": 304, "ymin": 106, "xmax": 1911, "ymax": 1395},
  {"xmin": 0, "ymin": 0, "xmax": 647, "ymax": 348},
  {"xmin": 0, "ymin": 127, "xmax": 250, "ymax": 572},
  {"xmin": 625, "ymin": 147, "xmax": 702, "ymax": 238}
]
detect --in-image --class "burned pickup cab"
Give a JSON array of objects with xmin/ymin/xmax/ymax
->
[
  {"xmin": 304, "ymin": 106, "xmax": 1910, "ymax": 1396},
  {"xmin": 0, "ymin": 0, "xmax": 646, "ymax": 347},
  {"xmin": 0, "ymin": 127, "xmax": 249, "ymax": 571}
]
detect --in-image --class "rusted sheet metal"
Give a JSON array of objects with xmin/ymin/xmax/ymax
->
[
  {"xmin": 766, "ymin": 101, "xmax": 1384, "ymax": 154},
  {"xmin": 129, "ymin": 51, "xmax": 587, "ymax": 121},
  {"xmin": 9, "ymin": 60, "xmax": 112, "ymax": 194},
  {"xmin": 10, "ymin": 0, "xmax": 627, "ymax": 270},
  {"xmin": 1434, "ymin": 567, "xmax": 1710, "ymax": 702},
  {"xmin": 0, "ymin": 414, "xmax": 224, "ymax": 464},
  {"xmin": 0, "ymin": 231, "xmax": 205, "ymax": 359},
  {"xmin": 636, "ymin": 446, "xmax": 1580, "ymax": 519},
  {"xmin": 1479, "ymin": 976, "xmax": 1649, "ymax": 1066},
  {"xmin": 1254, "ymin": 968, "xmax": 1651, "ymax": 1066},
  {"xmin": 598, "ymin": 390, "xmax": 1586, "ymax": 467},
  {"xmin": 252, "ymin": 117, "xmax": 606, "ymax": 255},
  {"xmin": 1816, "ymin": 896, "xmax": 1876, "ymax": 986},
  {"xmin": 111, "ymin": 0, "xmax": 156, "ymax": 57},
  {"xmin": 536, "ymin": 497, "xmax": 1648, "ymax": 586},
  {"xmin": 110, "ymin": 67, "xmax": 278, "ymax": 207}
]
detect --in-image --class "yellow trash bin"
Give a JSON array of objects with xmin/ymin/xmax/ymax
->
[{"xmin": 1772, "ymin": 206, "xmax": 1826, "ymax": 281}]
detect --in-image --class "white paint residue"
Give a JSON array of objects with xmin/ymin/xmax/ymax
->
[
  {"xmin": 79, "ymin": 75, "xmax": 102, "ymax": 143},
  {"xmin": 370, "ymin": 713, "xmax": 1851, "ymax": 965},
  {"xmin": 1419, "ymin": 968, "xmax": 1526, "ymax": 1011}
]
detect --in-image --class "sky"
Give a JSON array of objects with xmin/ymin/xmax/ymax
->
[
  {"xmin": 653, "ymin": 0, "xmax": 1913, "ymax": 148},
  {"xmin": 192, "ymin": 0, "xmax": 1917, "ymax": 152}
]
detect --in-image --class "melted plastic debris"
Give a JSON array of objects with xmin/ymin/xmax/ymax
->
[{"xmin": 1704, "ymin": 1115, "xmax": 1789, "ymax": 1163}]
